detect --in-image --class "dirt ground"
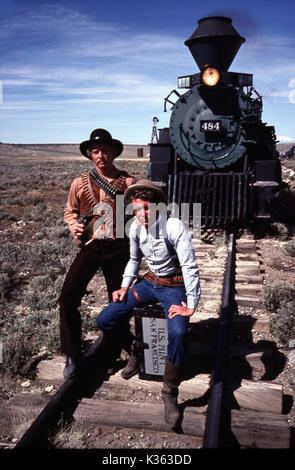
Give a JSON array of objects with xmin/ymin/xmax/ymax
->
[
  {"xmin": 0, "ymin": 143, "xmax": 295, "ymax": 451},
  {"xmin": 258, "ymin": 236, "xmax": 295, "ymax": 426},
  {"xmin": 0, "ymin": 146, "xmax": 203, "ymax": 450},
  {"xmin": 1, "ymin": 231, "xmax": 295, "ymax": 451}
]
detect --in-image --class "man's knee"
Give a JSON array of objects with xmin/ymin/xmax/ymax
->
[
  {"xmin": 96, "ymin": 301, "xmax": 132, "ymax": 332},
  {"xmin": 96, "ymin": 310, "xmax": 108, "ymax": 330},
  {"xmin": 59, "ymin": 288, "xmax": 81, "ymax": 312},
  {"xmin": 96, "ymin": 303, "xmax": 117, "ymax": 331}
]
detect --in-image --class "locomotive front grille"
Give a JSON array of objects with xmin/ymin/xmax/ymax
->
[{"xmin": 167, "ymin": 172, "xmax": 254, "ymax": 228}]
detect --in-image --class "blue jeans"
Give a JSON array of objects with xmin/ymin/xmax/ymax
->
[{"xmin": 96, "ymin": 279, "xmax": 189, "ymax": 366}]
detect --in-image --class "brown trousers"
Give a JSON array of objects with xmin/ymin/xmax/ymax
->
[{"xmin": 59, "ymin": 238, "xmax": 132, "ymax": 358}]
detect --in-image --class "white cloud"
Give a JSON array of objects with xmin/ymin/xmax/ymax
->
[
  {"xmin": 0, "ymin": 4, "xmax": 186, "ymax": 114},
  {"xmin": 277, "ymin": 136, "xmax": 295, "ymax": 143},
  {"xmin": 1, "ymin": 62, "xmax": 175, "ymax": 109},
  {"xmin": 1, "ymin": 3, "xmax": 295, "ymax": 143}
]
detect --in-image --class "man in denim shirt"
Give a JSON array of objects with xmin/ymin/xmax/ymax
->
[{"xmin": 96, "ymin": 179, "xmax": 201, "ymax": 428}]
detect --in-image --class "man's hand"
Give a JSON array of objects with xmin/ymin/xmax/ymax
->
[
  {"xmin": 70, "ymin": 222, "xmax": 85, "ymax": 241},
  {"xmin": 168, "ymin": 301, "xmax": 195, "ymax": 319},
  {"xmin": 112, "ymin": 287, "xmax": 128, "ymax": 302}
]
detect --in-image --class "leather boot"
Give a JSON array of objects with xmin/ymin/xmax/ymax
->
[
  {"xmin": 104, "ymin": 344, "xmax": 124, "ymax": 376},
  {"xmin": 162, "ymin": 358, "xmax": 182, "ymax": 428},
  {"xmin": 106, "ymin": 328, "xmax": 135, "ymax": 375},
  {"xmin": 121, "ymin": 340, "xmax": 139, "ymax": 380}
]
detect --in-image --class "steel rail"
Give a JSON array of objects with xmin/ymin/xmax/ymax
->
[
  {"xmin": 203, "ymin": 231, "xmax": 237, "ymax": 448},
  {"xmin": 15, "ymin": 334, "xmax": 108, "ymax": 448},
  {"xmin": 16, "ymin": 232, "xmax": 237, "ymax": 448}
]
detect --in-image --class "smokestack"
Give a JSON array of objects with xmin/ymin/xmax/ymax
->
[{"xmin": 184, "ymin": 16, "xmax": 245, "ymax": 72}]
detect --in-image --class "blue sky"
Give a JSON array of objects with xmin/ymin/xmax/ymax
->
[{"xmin": 0, "ymin": 0, "xmax": 294, "ymax": 145}]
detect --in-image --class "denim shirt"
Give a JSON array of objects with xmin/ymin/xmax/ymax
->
[{"xmin": 121, "ymin": 216, "xmax": 201, "ymax": 309}]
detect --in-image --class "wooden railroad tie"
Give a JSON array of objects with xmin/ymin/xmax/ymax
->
[{"xmin": 2, "ymin": 386, "xmax": 290, "ymax": 449}]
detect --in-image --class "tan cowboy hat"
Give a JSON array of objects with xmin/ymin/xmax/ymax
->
[
  {"xmin": 124, "ymin": 179, "xmax": 167, "ymax": 203},
  {"xmin": 80, "ymin": 128, "xmax": 123, "ymax": 159}
]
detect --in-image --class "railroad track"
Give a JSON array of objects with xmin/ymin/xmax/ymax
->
[{"xmin": 2, "ymin": 230, "xmax": 291, "ymax": 449}]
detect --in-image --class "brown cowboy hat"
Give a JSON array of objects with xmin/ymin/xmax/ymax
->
[
  {"xmin": 80, "ymin": 128, "xmax": 123, "ymax": 159},
  {"xmin": 124, "ymin": 179, "xmax": 167, "ymax": 203}
]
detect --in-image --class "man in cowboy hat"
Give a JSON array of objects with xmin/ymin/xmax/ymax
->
[
  {"xmin": 96, "ymin": 179, "xmax": 201, "ymax": 428},
  {"xmin": 60, "ymin": 128, "xmax": 136, "ymax": 379}
]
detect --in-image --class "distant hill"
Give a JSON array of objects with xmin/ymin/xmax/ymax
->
[
  {"xmin": 0, "ymin": 142, "xmax": 149, "ymax": 159},
  {"xmin": 0, "ymin": 141, "xmax": 294, "ymax": 159},
  {"xmin": 276, "ymin": 142, "xmax": 295, "ymax": 154}
]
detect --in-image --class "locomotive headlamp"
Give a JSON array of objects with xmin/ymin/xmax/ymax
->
[{"xmin": 201, "ymin": 67, "xmax": 220, "ymax": 86}]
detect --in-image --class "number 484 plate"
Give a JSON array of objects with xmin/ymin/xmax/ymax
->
[{"xmin": 200, "ymin": 120, "xmax": 221, "ymax": 132}]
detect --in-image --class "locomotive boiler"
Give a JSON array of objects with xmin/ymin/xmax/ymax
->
[{"xmin": 148, "ymin": 16, "xmax": 282, "ymax": 228}]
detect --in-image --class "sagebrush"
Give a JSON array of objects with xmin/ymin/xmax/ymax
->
[{"xmin": 0, "ymin": 156, "xmax": 147, "ymax": 377}]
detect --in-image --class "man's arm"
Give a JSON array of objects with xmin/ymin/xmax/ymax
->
[
  {"xmin": 64, "ymin": 178, "xmax": 85, "ymax": 241},
  {"xmin": 112, "ymin": 286, "xmax": 128, "ymax": 302},
  {"xmin": 167, "ymin": 218, "xmax": 201, "ymax": 317},
  {"xmin": 113, "ymin": 223, "xmax": 143, "ymax": 302},
  {"xmin": 168, "ymin": 302, "xmax": 195, "ymax": 318}
]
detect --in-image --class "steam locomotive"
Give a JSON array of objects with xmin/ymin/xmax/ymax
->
[{"xmin": 148, "ymin": 16, "xmax": 282, "ymax": 228}]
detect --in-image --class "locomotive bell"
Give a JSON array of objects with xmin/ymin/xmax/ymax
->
[{"xmin": 185, "ymin": 16, "xmax": 245, "ymax": 72}]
